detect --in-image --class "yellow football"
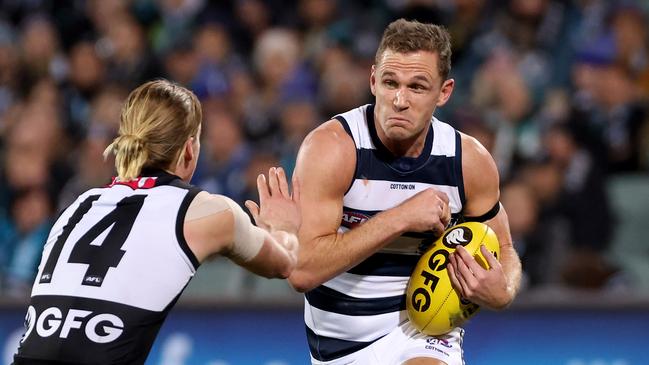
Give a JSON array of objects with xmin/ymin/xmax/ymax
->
[{"xmin": 406, "ymin": 222, "xmax": 500, "ymax": 335}]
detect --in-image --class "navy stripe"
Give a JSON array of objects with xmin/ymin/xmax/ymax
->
[
  {"xmin": 335, "ymin": 115, "xmax": 353, "ymax": 137},
  {"xmin": 355, "ymin": 148, "xmax": 459, "ymax": 185},
  {"xmin": 402, "ymin": 214, "xmax": 463, "ymax": 239},
  {"xmin": 455, "ymin": 130, "xmax": 466, "ymax": 207},
  {"xmin": 402, "ymin": 230, "xmax": 441, "ymax": 240},
  {"xmin": 334, "ymin": 115, "xmax": 358, "ymax": 196},
  {"xmin": 348, "ymin": 252, "xmax": 420, "ymax": 276},
  {"xmin": 306, "ymin": 285, "xmax": 405, "ymax": 315},
  {"xmin": 343, "ymin": 206, "xmax": 381, "ymax": 217},
  {"xmin": 340, "ymin": 206, "xmax": 378, "ymax": 229},
  {"xmin": 341, "ymin": 208, "xmax": 462, "ymax": 239},
  {"xmin": 306, "ymin": 325, "xmax": 379, "ymax": 362},
  {"xmin": 365, "ymin": 104, "xmax": 435, "ymax": 172}
]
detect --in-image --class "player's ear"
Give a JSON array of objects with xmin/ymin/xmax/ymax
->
[
  {"xmin": 184, "ymin": 137, "xmax": 196, "ymax": 164},
  {"xmin": 436, "ymin": 78, "xmax": 454, "ymax": 107},
  {"xmin": 370, "ymin": 64, "xmax": 377, "ymax": 96},
  {"xmin": 176, "ymin": 137, "xmax": 195, "ymax": 170}
]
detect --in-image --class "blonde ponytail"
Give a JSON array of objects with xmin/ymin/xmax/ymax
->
[
  {"xmin": 104, "ymin": 134, "xmax": 149, "ymax": 181},
  {"xmin": 104, "ymin": 79, "xmax": 202, "ymax": 181}
]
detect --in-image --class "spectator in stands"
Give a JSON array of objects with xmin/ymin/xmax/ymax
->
[
  {"xmin": 194, "ymin": 106, "xmax": 252, "ymax": 205},
  {"xmin": 571, "ymin": 33, "xmax": 649, "ymax": 173}
]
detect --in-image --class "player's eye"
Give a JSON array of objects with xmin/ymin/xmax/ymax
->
[
  {"xmin": 410, "ymin": 84, "xmax": 426, "ymax": 92},
  {"xmin": 383, "ymin": 79, "xmax": 398, "ymax": 88}
]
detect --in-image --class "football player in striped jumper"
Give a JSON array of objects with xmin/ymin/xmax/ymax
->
[
  {"xmin": 14, "ymin": 79, "xmax": 300, "ymax": 364},
  {"xmin": 289, "ymin": 19, "xmax": 522, "ymax": 365}
]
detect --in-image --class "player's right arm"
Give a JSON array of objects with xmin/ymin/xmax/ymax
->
[
  {"xmin": 184, "ymin": 168, "xmax": 300, "ymax": 279},
  {"xmin": 288, "ymin": 120, "xmax": 450, "ymax": 292}
]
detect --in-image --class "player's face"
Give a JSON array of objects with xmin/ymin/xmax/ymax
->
[{"xmin": 370, "ymin": 49, "xmax": 454, "ymax": 148}]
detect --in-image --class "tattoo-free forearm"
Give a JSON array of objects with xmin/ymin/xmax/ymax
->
[{"xmin": 289, "ymin": 207, "xmax": 408, "ymax": 292}]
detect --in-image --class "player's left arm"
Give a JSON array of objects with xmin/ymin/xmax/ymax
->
[{"xmin": 447, "ymin": 133, "xmax": 522, "ymax": 310}]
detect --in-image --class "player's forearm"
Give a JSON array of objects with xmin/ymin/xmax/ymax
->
[
  {"xmin": 289, "ymin": 208, "xmax": 408, "ymax": 292},
  {"xmin": 484, "ymin": 208, "xmax": 521, "ymax": 309},
  {"xmin": 497, "ymin": 243, "xmax": 522, "ymax": 308},
  {"xmin": 240, "ymin": 231, "xmax": 298, "ymax": 279},
  {"xmin": 268, "ymin": 230, "xmax": 299, "ymax": 278}
]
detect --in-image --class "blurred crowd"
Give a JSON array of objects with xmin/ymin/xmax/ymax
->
[{"xmin": 0, "ymin": 0, "xmax": 648, "ymax": 299}]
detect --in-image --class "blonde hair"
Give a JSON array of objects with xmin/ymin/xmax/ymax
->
[{"xmin": 104, "ymin": 79, "xmax": 202, "ymax": 180}]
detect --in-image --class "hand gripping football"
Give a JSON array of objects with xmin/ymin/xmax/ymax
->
[{"xmin": 406, "ymin": 222, "xmax": 500, "ymax": 335}]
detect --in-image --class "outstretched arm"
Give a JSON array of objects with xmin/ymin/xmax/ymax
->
[
  {"xmin": 288, "ymin": 120, "xmax": 450, "ymax": 292},
  {"xmin": 184, "ymin": 168, "xmax": 300, "ymax": 279},
  {"xmin": 447, "ymin": 133, "xmax": 522, "ymax": 310}
]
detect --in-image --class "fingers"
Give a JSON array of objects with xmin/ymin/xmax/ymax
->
[
  {"xmin": 256, "ymin": 173, "xmax": 270, "ymax": 204},
  {"xmin": 426, "ymin": 189, "xmax": 450, "ymax": 230},
  {"xmin": 276, "ymin": 167, "xmax": 291, "ymax": 199},
  {"xmin": 432, "ymin": 220, "xmax": 445, "ymax": 236},
  {"xmin": 267, "ymin": 167, "xmax": 280, "ymax": 196},
  {"xmin": 480, "ymin": 245, "xmax": 501, "ymax": 270},
  {"xmin": 291, "ymin": 174, "xmax": 301, "ymax": 203},
  {"xmin": 258, "ymin": 167, "xmax": 293, "ymax": 200},
  {"xmin": 244, "ymin": 200, "xmax": 260, "ymax": 224},
  {"xmin": 447, "ymin": 258, "xmax": 465, "ymax": 296},
  {"xmin": 455, "ymin": 245, "xmax": 484, "ymax": 274},
  {"xmin": 436, "ymin": 191, "xmax": 449, "ymax": 205},
  {"xmin": 449, "ymin": 253, "xmax": 470, "ymax": 297},
  {"xmin": 439, "ymin": 198, "xmax": 450, "ymax": 227},
  {"xmin": 453, "ymin": 249, "xmax": 476, "ymax": 280}
]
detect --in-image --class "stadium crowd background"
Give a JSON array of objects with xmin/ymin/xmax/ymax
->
[{"xmin": 0, "ymin": 0, "xmax": 648, "ymax": 304}]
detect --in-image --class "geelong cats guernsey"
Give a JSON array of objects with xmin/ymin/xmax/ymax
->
[
  {"xmin": 304, "ymin": 104, "xmax": 465, "ymax": 361},
  {"xmin": 14, "ymin": 170, "xmax": 201, "ymax": 365}
]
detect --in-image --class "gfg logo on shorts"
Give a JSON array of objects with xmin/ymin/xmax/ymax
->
[{"xmin": 22, "ymin": 306, "xmax": 124, "ymax": 344}]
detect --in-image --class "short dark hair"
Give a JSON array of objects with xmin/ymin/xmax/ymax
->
[{"xmin": 375, "ymin": 19, "xmax": 452, "ymax": 80}]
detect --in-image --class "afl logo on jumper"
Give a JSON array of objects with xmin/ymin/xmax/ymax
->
[{"xmin": 442, "ymin": 227, "xmax": 472, "ymax": 248}]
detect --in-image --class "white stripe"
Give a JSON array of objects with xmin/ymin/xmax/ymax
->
[
  {"xmin": 431, "ymin": 118, "xmax": 457, "ymax": 157},
  {"xmin": 341, "ymin": 109, "xmax": 458, "ymax": 157},
  {"xmin": 305, "ymin": 298, "xmax": 406, "ymax": 342},
  {"xmin": 344, "ymin": 180, "xmax": 461, "ymax": 213},
  {"xmin": 339, "ymin": 105, "xmax": 374, "ymax": 150},
  {"xmin": 323, "ymin": 272, "xmax": 409, "ymax": 299}
]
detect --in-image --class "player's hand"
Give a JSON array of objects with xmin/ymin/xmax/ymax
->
[
  {"xmin": 245, "ymin": 167, "xmax": 301, "ymax": 234},
  {"xmin": 397, "ymin": 188, "xmax": 450, "ymax": 235},
  {"xmin": 447, "ymin": 245, "xmax": 510, "ymax": 310}
]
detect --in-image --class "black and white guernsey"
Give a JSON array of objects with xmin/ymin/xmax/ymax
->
[
  {"xmin": 305, "ymin": 104, "xmax": 466, "ymax": 362},
  {"xmin": 14, "ymin": 170, "xmax": 201, "ymax": 365}
]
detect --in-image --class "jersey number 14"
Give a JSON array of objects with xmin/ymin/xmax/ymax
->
[{"xmin": 39, "ymin": 195, "xmax": 147, "ymax": 287}]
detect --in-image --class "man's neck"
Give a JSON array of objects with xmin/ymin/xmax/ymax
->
[{"xmin": 375, "ymin": 121, "xmax": 430, "ymax": 158}]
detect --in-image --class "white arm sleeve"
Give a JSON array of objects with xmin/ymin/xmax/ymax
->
[{"xmin": 186, "ymin": 192, "xmax": 265, "ymax": 262}]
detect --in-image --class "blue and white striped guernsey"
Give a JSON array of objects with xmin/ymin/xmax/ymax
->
[{"xmin": 304, "ymin": 104, "xmax": 466, "ymax": 362}]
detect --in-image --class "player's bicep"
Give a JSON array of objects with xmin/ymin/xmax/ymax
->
[
  {"xmin": 461, "ymin": 133, "xmax": 500, "ymax": 218},
  {"xmin": 184, "ymin": 193, "xmax": 262, "ymax": 263},
  {"xmin": 460, "ymin": 133, "xmax": 513, "ymax": 248},
  {"xmin": 293, "ymin": 121, "xmax": 355, "ymax": 242}
]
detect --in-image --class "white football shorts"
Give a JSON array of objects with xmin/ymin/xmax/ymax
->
[{"xmin": 310, "ymin": 320, "xmax": 464, "ymax": 365}]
